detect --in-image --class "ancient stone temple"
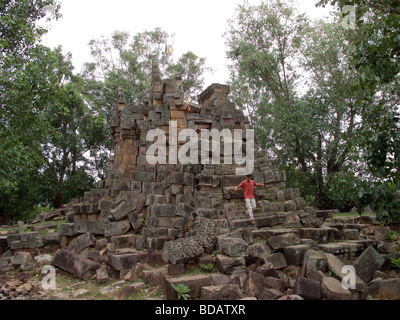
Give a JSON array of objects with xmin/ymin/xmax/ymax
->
[
  {"xmin": 4, "ymin": 59, "xmax": 395, "ymax": 301},
  {"xmin": 56, "ymin": 59, "xmax": 302, "ymax": 255}
]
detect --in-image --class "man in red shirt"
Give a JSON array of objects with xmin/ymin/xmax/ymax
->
[{"xmin": 235, "ymin": 174, "xmax": 265, "ymax": 224}]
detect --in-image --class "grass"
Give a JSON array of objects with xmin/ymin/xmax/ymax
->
[
  {"xmin": 45, "ymin": 271, "xmax": 164, "ymax": 300},
  {"xmin": 253, "ymin": 238, "xmax": 266, "ymax": 244},
  {"xmin": 1, "ymin": 218, "xmax": 66, "ymax": 236},
  {"xmin": 333, "ymin": 212, "xmax": 375, "ymax": 218}
]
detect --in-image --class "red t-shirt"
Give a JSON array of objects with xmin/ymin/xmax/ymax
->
[{"xmin": 238, "ymin": 180, "xmax": 257, "ymax": 199}]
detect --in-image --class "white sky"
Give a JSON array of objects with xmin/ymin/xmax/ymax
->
[{"xmin": 40, "ymin": 0, "xmax": 334, "ymax": 85}]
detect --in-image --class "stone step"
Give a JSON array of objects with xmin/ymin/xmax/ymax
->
[
  {"xmin": 326, "ymin": 217, "xmax": 359, "ymax": 224},
  {"xmin": 219, "ymin": 175, "xmax": 247, "ymax": 187},
  {"xmin": 228, "ymin": 217, "xmax": 256, "ymax": 230},
  {"xmin": 358, "ymin": 215, "xmax": 377, "ymax": 224},
  {"xmin": 315, "ymin": 210, "xmax": 334, "ymax": 221},
  {"xmin": 0, "ymin": 235, "xmax": 8, "ymax": 248},
  {"xmin": 323, "ymin": 223, "xmax": 362, "ymax": 231},
  {"xmin": 318, "ymin": 239, "xmax": 378, "ymax": 260},
  {"xmin": 252, "ymin": 228, "xmax": 300, "ymax": 240},
  {"xmin": 228, "ymin": 213, "xmax": 287, "ymax": 230},
  {"xmin": 225, "ymin": 208, "xmax": 263, "ymax": 219},
  {"xmin": 297, "ymin": 227, "xmax": 340, "ymax": 244}
]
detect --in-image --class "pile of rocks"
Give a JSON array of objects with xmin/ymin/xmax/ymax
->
[{"xmin": 1, "ymin": 59, "xmax": 399, "ymax": 300}]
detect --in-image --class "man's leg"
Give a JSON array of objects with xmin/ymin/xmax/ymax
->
[
  {"xmin": 245, "ymin": 198, "xmax": 254, "ymax": 220},
  {"xmin": 250, "ymin": 198, "xmax": 256, "ymax": 223},
  {"xmin": 251, "ymin": 198, "xmax": 256, "ymax": 211}
]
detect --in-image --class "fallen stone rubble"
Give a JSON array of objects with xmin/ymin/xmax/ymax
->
[{"xmin": 1, "ymin": 61, "xmax": 399, "ymax": 301}]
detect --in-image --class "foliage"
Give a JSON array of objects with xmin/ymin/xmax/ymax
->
[
  {"xmin": 225, "ymin": 0, "xmax": 365, "ymax": 208},
  {"xmin": 0, "ymin": 1, "xmax": 109, "ymax": 220},
  {"xmin": 199, "ymin": 263, "xmax": 215, "ymax": 273},
  {"xmin": 252, "ymin": 238, "xmax": 267, "ymax": 244},
  {"xmin": 210, "ymin": 250, "xmax": 219, "ymax": 258},
  {"xmin": 316, "ymin": 0, "xmax": 400, "ymax": 222},
  {"xmin": 171, "ymin": 283, "xmax": 191, "ymax": 300},
  {"xmin": 0, "ymin": 0, "xmax": 61, "ymax": 60},
  {"xmin": 166, "ymin": 51, "xmax": 213, "ymax": 101},
  {"xmin": 386, "ymin": 231, "xmax": 399, "ymax": 242},
  {"xmin": 316, "ymin": 0, "xmax": 400, "ymax": 84},
  {"xmin": 391, "ymin": 258, "xmax": 400, "ymax": 270},
  {"xmin": 81, "ymin": 29, "xmax": 211, "ymax": 116}
]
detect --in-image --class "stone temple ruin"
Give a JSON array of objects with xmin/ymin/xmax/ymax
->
[{"xmin": 1, "ymin": 60, "xmax": 400, "ymax": 300}]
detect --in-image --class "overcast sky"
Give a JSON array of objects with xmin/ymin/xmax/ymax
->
[{"xmin": 39, "ymin": 0, "xmax": 334, "ymax": 85}]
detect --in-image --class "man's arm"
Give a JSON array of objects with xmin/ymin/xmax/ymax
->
[
  {"xmin": 235, "ymin": 182, "xmax": 243, "ymax": 191},
  {"xmin": 254, "ymin": 182, "xmax": 265, "ymax": 187}
]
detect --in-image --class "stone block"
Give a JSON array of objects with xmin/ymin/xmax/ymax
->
[
  {"xmin": 325, "ymin": 253, "xmax": 366, "ymax": 291},
  {"xmin": 167, "ymin": 263, "xmax": 185, "ymax": 276},
  {"xmin": 104, "ymin": 221, "xmax": 131, "ymax": 237},
  {"xmin": 218, "ymin": 284, "xmax": 245, "ymax": 300},
  {"xmin": 264, "ymin": 253, "xmax": 287, "ymax": 270},
  {"xmin": 210, "ymin": 273, "xmax": 231, "ymax": 286},
  {"xmin": 283, "ymin": 244, "xmax": 312, "ymax": 266},
  {"xmin": 111, "ymin": 234, "xmax": 136, "ymax": 248},
  {"xmin": 175, "ymin": 203, "xmax": 195, "ymax": 220},
  {"xmin": 80, "ymin": 250, "xmax": 100, "ymax": 263},
  {"xmin": 321, "ymin": 277, "xmax": 352, "ymax": 300},
  {"xmin": 201, "ymin": 285, "xmax": 224, "ymax": 300},
  {"xmin": 109, "ymin": 252, "xmax": 140, "ymax": 271},
  {"xmin": 353, "ymin": 246, "xmax": 385, "ymax": 283},
  {"xmin": 161, "ymin": 237, "xmax": 204, "ymax": 265},
  {"xmin": 258, "ymin": 288, "xmax": 284, "ymax": 300},
  {"xmin": 75, "ymin": 220, "xmax": 106, "ymax": 235},
  {"xmin": 11, "ymin": 252, "xmax": 33, "ymax": 268},
  {"xmin": 145, "ymin": 194, "xmax": 164, "ymax": 207},
  {"xmin": 284, "ymin": 200, "xmax": 297, "ymax": 212},
  {"xmin": 215, "ymin": 254, "xmax": 246, "ymax": 275},
  {"xmin": 368, "ymin": 278, "xmax": 400, "ymax": 300},
  {"xmin": 114, "ymin": 283, "xmax": 145, "ymax": 300},
  {"xmin": 95, "ymin": 238, "xmax": 108, "ymax": 250},
  {"xmin": 131, "ymin": 171, "xmax": 156, "ymax": 182},
  {"xmin": 151, "ymin": 204, "xmax": 176, "ymax": 217},
  {"xmin": 52, "ymin": 249, "xmax": 101, "ymax": 280},
  {"xmin": 298, "ymin": 227, "xmax": 338, "ymax": 244},
  {"xmin": 164, "ymin": 274, "xmax": 212, "ymax": 300},
  {"xmin": 244, "ymin": 271, "xmax": 265, "ymax": 298},
  {"xmin": 44, "ymin": 231, "xmax": 60, "ymax": 243},
  {"xmin": 302, "ymin": 250, "xmax": 327, "ymax": 276},
  {"xmin": 293, "ymin": 276, "xmax": 321, "ymax": 300},
  {"xmin": 96, "ymin": 263, "xmax": 109, "ymax": 284},
  {"xmin": 315, "ymin": 210, "xmax": 333, "ymax": 220},
  {"xmin": 255, "ymin": 213, "xmax": 287, "ymax": 229},
  {"xmin": 143, "ymin": 268, "xmax": 168, "ymax": 287},
  {"xmin": 110, "ymin": 200, "xmax": 134, "ymax": 221},
  {"xmin": 59, "ymin": 223, "xmax": 76, "ymax": 237},
  {"xmin": 267, "ymin": 233, "xmax": 301, "ymax": 251},
  {"xmin": 76, "ymin": 232, "xmax": 96, "ymax": 250},
  {"xmin": 247, "ymin": 243, "xmax": 272, "ymax": 264},
  {"xmin": 217, "ymin": 236, "xmax": 249, "ymax": 258},
  {"xmin": 263, "ymin": 277, "xmax": 287, "ymax": 293}
]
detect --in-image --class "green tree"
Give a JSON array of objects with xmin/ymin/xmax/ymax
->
[
  {"xmin": 0, "ymin": 0, "xmax": 61, "ymax": 194},
  {"xmin": 1, "ymin": 43, "xmax": 109, "ymax": 220},
  {"xmin": 82, "ymin": 28, "xmax": 211, "ymax": 115},
  {"xmin": 0, "ymin": 0, "xmax": 61, "ymax": 222},
  {"xmin": 0, "ymin": 0, "xmax": 61, "ymax": 60},
  {"xmin": 166, "ymin": 51, "xmax": 213, "ymax": 101},
  {"xmin": 317, "ymin": 0, "xmax": 400, "ymax": 222},
  {"xmin": 81, "ymin": 28, "xmax": 174, "ymax": 113},
  {"xmin": 225, "ymin": 0, "xmax": 365, "ymax": 208}
]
